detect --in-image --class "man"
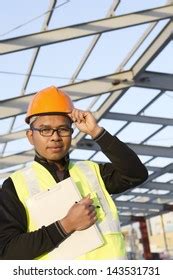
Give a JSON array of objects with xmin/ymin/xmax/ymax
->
[{"xmin": 0, "ymin": 86, "xmax": 148, "ymax": 260}]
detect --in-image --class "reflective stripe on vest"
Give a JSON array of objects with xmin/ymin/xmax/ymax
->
[
  {"xmin": 69, "ymin": 161, "xmax": 121, "ymax": 234},
  {"xmin": 21, "ymin": 167, "xmax": 42, "ymax": 197},
  {"xmin": 11, "ymin": 161, "xmax": 127, "ymax": 260}
]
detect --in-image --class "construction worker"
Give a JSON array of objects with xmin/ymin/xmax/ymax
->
[{"xmin": 0, "ymin": 86, "xmax": 148, "ymax": 260}]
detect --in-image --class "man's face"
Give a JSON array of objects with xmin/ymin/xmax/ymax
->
[{"xmin": 27, "ymin": 115, "xmax": 72, "ymax": 162}]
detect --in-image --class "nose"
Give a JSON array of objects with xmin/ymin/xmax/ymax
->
[{"xmin": 50, "ymin": 130, "xmax": 62, "ymax": 140}]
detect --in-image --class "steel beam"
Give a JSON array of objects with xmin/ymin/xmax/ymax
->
[
  {"xmin": 1, "ymin": 130, "xmax": 26, "ymax": 142},
  {"xmin": 5, "ymin": 110, "xmax": 173, "ymax": 144},
  {"xmin": 70, "ymin": 0, "xmax": 120, "ymax": 82},
  {"xmin": 76, "ymin": 139, "xmax": 173, "ymax": 158},
  {"xmin": 71, "ymin": 22, "xmax": 173, "ymax": 146},
  {"xmin": 105, "ymin": 111, "xmax": 173, "ymax": 126},
  {"xmin": 129, "ymin": 143, "xmax": 173, "ymax": 158},
  {"xmin": 7, "ymin": 110, "xmax": 173, "ymax": 145},
  {"xmin": 115, "ymin": 200, "xmax": 163, "ymax": 210},
  {"xmin": 133, "ymin": 21, "xmax": 173, "ymax": 75},
  {"xmin": 143, "ymin": 182, "xmax": 173, "ymax": 191},
  {"xmin": 136, "ymin": 71, "xmax": 173, "ymax": 91},
  {"xmin": 1, "ymin": 141, "xmax": 173, "ymax": 170},
  {"xmin": 0, "ymin": 70, "xmax": 133, "ymax": 119},
  {"xmin": 0, "ymin": 5, "xmax": 172, "ymax": 55},
  {"xmin": 0, "ymin": 150, "xmax": 34, "ymax": 169}
]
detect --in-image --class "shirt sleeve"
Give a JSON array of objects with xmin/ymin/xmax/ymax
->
[
  {"xmin": 0, "ymin": 179, "xmax": 69, "ymax": 260},
  {"xmin": 95, "ymin": 129, "xmax": 148, "ymax": 194}
]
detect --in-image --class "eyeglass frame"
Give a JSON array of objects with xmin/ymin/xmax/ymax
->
[{"xmin": 30, "ymin": 126, "xmax": 74, "ymax": 137}]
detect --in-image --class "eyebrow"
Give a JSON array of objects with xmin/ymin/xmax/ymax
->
[{"xmin": 36, "ymin": 124, "xmax": 71, "ymax": 129}]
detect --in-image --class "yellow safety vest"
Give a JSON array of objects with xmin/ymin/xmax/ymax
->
[{"xmin": 11, "ymin": 160, "xmax": 126, "ymax": 260}]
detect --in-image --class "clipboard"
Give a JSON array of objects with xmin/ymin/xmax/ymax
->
[{"xmin": 26, "ymin": 177, "xmax": 103, "ymax": 259}]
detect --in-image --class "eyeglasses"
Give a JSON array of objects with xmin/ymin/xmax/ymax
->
[{"xmin": 30, "ymin": 126, "xmax": 73, "ymax": 137}]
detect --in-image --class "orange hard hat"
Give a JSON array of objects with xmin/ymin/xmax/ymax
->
[{"xmin": 25, "ymin": 86, "xmax": 74, "ymax": 124}]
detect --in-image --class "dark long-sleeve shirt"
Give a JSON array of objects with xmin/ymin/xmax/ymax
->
[{"xmin": 0, "ymin": 130, "xmax": 148, "ymax": 259}]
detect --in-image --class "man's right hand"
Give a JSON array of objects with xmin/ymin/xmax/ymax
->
[{"xmin": 59, "ymin": 195, "xmax": 97, "ymax": 234}]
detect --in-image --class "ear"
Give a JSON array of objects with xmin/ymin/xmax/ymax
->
[{"xmin": 26, "ymin": 129, "xmax": 34, "ymax": 145}]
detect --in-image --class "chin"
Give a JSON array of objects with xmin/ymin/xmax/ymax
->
[{"xmin": 48, "ymin": 155, "xmax": 64, "ymax": 162}]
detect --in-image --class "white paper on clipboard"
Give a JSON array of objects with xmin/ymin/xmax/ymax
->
[{"xmin": 26, "ymin": 177, "xmax": 103, "ymax": 259}]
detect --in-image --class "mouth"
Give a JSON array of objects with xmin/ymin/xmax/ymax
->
[{"xmin": 48, "ymin": 146, "xmax": 63, "ymax": 152}]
